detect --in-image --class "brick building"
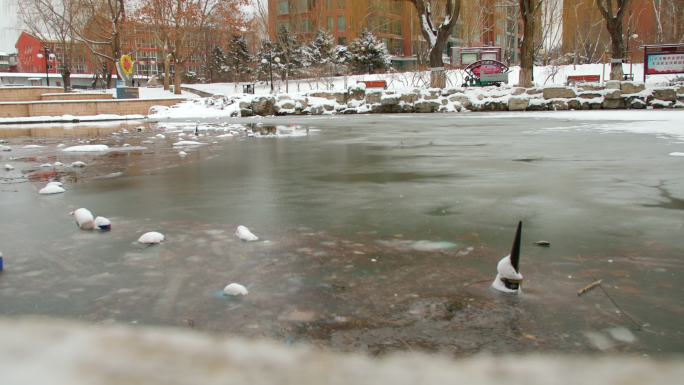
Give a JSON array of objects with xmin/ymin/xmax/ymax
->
[{"xmin": 268, "ymin": 0, "xmax": 525, "ymax": 67}]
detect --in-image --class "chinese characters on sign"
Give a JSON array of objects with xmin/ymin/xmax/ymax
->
[
  {"xmin": 643, "ymin": 44, "xmax": 684, "ymax": 81},
  {"xmin": 646, "ymin": 54, "xmax": 684, "ymax": 75}
]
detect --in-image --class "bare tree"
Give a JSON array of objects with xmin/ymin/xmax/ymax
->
[
  {"xmin": 596, "ymin": 0, "xmax": 631, "ymax": 80},
  {"xmin": 19, "ymin": 0, "xmax": 80, "ymax": 91},
  {"xmin": 518, "ymin": 0, "xmax": 542, "ymax": 87},
  {"xmin": 403, "ymin": 0, "xmax": 462, "ymax": 88}
]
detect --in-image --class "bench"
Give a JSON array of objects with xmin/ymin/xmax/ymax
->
[
  {"xmin": 358, "ymin": 80, "xmax": 387, "ymax": 89},
  {"xmin": 566, "ymin": 74, "xmax": 601, "ymax": 85}
]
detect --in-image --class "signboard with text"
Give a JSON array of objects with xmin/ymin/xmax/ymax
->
[{"xmin": 643, "ymin": 44, "xmax": 684, "ymax": 81}]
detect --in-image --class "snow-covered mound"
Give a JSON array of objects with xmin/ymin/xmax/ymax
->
[
  {"xmin": 73, "ymin": 208, "xmax": 95, "ymax": 230},
  {"xmin": 223, "ymin": 283, "xmax": 248, "ymax": 296},
  {"xmin": 235, "ymin": 225, "xmax": 258, "ymax": 242},
  {"xmin": 138, "ymin": 231, "xmax": 165, "ymax": 244},
  {"xmin": 94, "ymin": 216, "xmax": 111, "ymax": 231},
  {"xmin": 172, "ymin": 141, "xmax": 204, "ymax": 147},
  {"xmin": 38, "ymin": 184, "xmax": 65, "ymax": 195},
  {"xmin": 62, "ymin": 145, "xmax": 109, "ymax": 152}
]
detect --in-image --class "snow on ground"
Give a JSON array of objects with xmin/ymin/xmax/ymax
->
[
  {"xmin": 103, "ymin": 87, "xmax": 197, "ymax": 100},
  {"xmin": 185, "ymin": 63, "xmax": 679, "ymax": 96}
]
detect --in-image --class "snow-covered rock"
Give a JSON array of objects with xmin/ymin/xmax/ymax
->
[
  {"xmin": 73, "ymin": 208, "xmax": 95, "ymax": 230},
  {"xmin": 0, "ymin": 145, "xmax": 11, "ymax": 152},
  {"xmin": 235, "ymin": 225, "xmax": 258, "ymax": 241},
  {"xmin": 492, "ymin": 222, "xmax": 523, "ymax": 294},
  {"xmin": 223, "ymin": 283, "xmax": 248, "ymax": 296},
  {"xmin": 155, "ymin": 134, "xmax": 166, "ymax": 139},
  {"xmin": 53, "ymin": 161, "xmax": 64, "ymax": 167},
  {"xmin": 46, "ymin": 181, "xmax": 63, "ymax": 187},
  {"xmin": 172, "ymin": 141, "xmax": 203, "ymax": 147},
  {"xmin": 94, "ymin": 216, "xmax": 111, "ymax": 231},
  {"xmin": 39, "ymin": 163, "xmax": 52, "ymax": 168},
  {"xmin": 178, "ymin": 151, "xmax": 188, "ymax": 157},
  {"xmin": 138, "ymin": 231, "xmax": 165, "ymax": 244},
  {"xmin": 4, "ymin": 164, "xmax": 13, "ymax": 171},
  {"xmin": 71, "ymin": 161, "xmax": 87, "ymax": 168},
  {"xmin": 62, "ymin": 145, "xmax": 109, "ymax": 152},
  {"xmin": 23, "ymin": 145, "xmax": 45, "ymax": 149},
  {"xmin": 38, "ymin": 184, "xmax": 65, "ymax": 195}
]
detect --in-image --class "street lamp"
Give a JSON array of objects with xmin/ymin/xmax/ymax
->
[{"xmin": 36, "ymin": 47, "xmax": 55, "ymax": 86}]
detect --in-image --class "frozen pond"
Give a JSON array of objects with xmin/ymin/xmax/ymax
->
[{"xmin": 1, "ymin": 112, "xmax": 683, "ymax": 355}]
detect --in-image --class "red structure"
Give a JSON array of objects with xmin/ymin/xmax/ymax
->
[
  {"xmin": 15, "ymin": 32, "xmax": 96, "ymax": 75},
  {"xmin": 642, "ymin": 44, "xmax": 684, "ymax": 81}
]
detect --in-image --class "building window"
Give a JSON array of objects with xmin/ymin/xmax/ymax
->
[
  {"xmin": 337, "ymin": 0, "xmax": 345, "ymax": 8},
  {"xmin": 337, "ymin": 16, "xmax": 346, "ymax": 31},
  {"xmin": 278, "ymin": 0, "xmax": 289, "ymax": 15},
  {"xmin": 301, "ymin": 20, "xmax": 312, "ymax": 33},
  {"xmin": 327, "ymin": 16, "xmax": 333, "ymax": 31},
  {"xmin": 277, "ymin": 22, "xmax": 290, "ymax": 32}
]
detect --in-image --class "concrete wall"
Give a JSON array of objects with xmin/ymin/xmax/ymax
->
[
  {"xmin": 40, "ymin": 92, "xmax": 113, "ymax": 101},
  {"xmin": 0, "ymin": 98, "xmax": 183, "ymax": 118},
  {"xmin": 0, "ymin": 86, "xmax": 63, "ymax": 102}
]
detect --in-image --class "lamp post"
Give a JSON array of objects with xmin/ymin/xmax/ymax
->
[{"xmin": 36, "ymin": 47, "xmax": 55, "ymax": 87}]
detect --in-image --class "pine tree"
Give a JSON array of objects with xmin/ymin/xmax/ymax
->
[
  {"xmin": 276, "ymin": 25, "xmax": 302, "ymax": 81},
  {"xmin": 255, "ymin": 39, "xmax": 284, "ymax": 90},
  {"xmin": 308, "ymin": 30, "xmax": 334, "ymax": 65},
  {"xmin": 227, "ymin": 34, "xmax": 253, "ymax": 83},
  {"xmin": 349, "ymin": 31, "xmax": 392, "ymax": 74},
  {"xmin": 208, "ymin": 46, "xmax": 229, "ymax": 82}
]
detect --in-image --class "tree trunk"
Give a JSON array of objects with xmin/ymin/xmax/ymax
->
[
  {"xmin": 174, "ymin": 61, "xmax": 183, "ymax": 95},
  {"xmin": 164, "ymin": 56, "xmax": 171, "ymax": 91},
  {"xmin": 429, "ymin": 44, "xmax": 446, "ymax": 88},
  {"xmin": 596, "ymin": 0, "xmax": 630, "ymax": 80},
  {"xmin": 61, "ymin": 70, "xmax": 71, "ymax": 92},
  {"xmin": 518, "ymin": 0, "xmax": 540, "ymax": 87},
  {"xmin": 608, "ymin": 21, "xmax": 625, "ymax": 80}
]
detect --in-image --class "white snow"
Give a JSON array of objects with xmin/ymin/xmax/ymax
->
[
  {"xmin": 669, "ymin": 152, "xmax": 684, "ymax": 157},
  {"xmin": 39, "ymin": 163, "xmax": 52, "ymax": 168},
  {"xmin": 492, "ymin": 255, "xmax": 523, "ymax": 294},
  {"xmin": 38, "ymin": 184, "xmax": 65, "ymax": 195},
  {"xmin": 94, "ymin": 216, "xmax": 111, "ymax": 231},
  {"xmin": 70, "ymin": 161, "xmax": 87, "ymax": 168},
  {"xmin": 223, "ymin": 283, "xmax": 248, "ymax": 296},
  {"xmin": 178, "ymin": 151, "xmax": 188, "ymax": 157},
  {"xmin": 172, "ymin": 140, "xmax": 204, "ymax": 147},
  {"xmin": 73, "ymin": 208, "xmax": 95, "ymax": 230},
  {"xmin": 23, "ymin": 145, "xmax": 44, "ymax": 149},
  {"xmin": 46, "ymin": 181, "xmax": 63, "ymax": 187},
  {"xmin": 62, "ymin": 145, "xmax": 109, "ymax": 152},
  {"xmin": 235, "ymin": 225, "xmax": 258, "ymax": 242},
  {"xmin": 138, "ymin": 231, "xmax": 165, "ymax": 244},
  {"xmin": 4, "ymin": 164, "xmax": 13, "ymax": 171},
  {"xmin": 53, "ymin": 161, "xmax": 64, "ymax": 167}
]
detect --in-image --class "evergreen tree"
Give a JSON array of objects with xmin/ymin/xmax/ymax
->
[
  {"xmin": 307, "ymin": 30, "xmax": 334, "ymax": 65},
  {"xmin": 276, "ymin": 25, "xmax": 302, "ymax": 82},
  {"xmin": 208, "ymin": 46, "xmax": 229, "ymax": 82},
  {"xmin": 349, "ymin": 31, "xmax": 392, "ymax": 74},
  {"xmin": 227, "ymin": 34, "xmax": 253, "ymax": 83},
  {"xmin": 255, "ymin": 39, "xmax": 284, "ymax": 89}
]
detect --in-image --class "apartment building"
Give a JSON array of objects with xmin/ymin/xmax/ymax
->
[{"xmin": 268, "ymin": 0, "xmax": 524, "ymax": 66}]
